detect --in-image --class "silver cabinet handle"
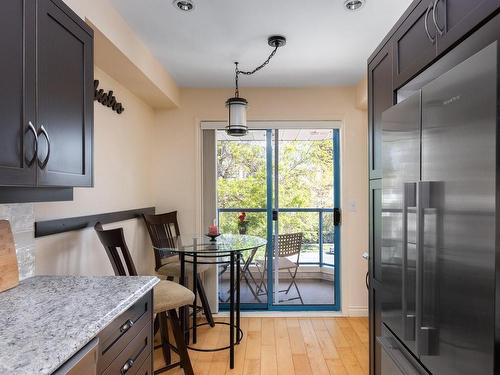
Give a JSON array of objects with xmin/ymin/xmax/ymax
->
[
  {"xmin": 362, "ymin": 253, "xmax": 369, "ymax": 289},
  {"xmin": 120, "ymin": 319, "xmax": 134, "ymax": 333},
  {"xmin": 37, "ymin": 125, "xmax": 51, "ymax": 169},
  {"xmin": 432, "ymin": 0, "xmax": 444, "ymax": 35},
  {"xmin": 120, "ymin": 359, "xmax": 134, "ymax": 374},
  {"xmin": 424, "ymin": 3, "xmax": 436, "ymax": 43},
  {"xmin": 24, "ymin": 121, "xmax": 38, "ymax": 166}
]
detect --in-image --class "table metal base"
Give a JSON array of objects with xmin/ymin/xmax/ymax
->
[{"xmin": 180, "ymin": 251, "xmax": 242, "ymax": 368}]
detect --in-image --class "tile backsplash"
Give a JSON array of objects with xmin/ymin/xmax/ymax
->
[{"xmin": 0, "ymin": 204, "xmax": 35, "ymax": 279}]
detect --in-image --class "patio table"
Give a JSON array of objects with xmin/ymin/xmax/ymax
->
[{"xmin": 154, "ymin": 234, "xmax": 267, "ymax": 369}]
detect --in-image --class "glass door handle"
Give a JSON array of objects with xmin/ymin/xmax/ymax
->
[{"xmin": 272, "ymin": 209, "xmax": 278, "ymax": 221}]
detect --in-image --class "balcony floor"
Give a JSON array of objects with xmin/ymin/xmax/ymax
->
[{"xmin": 219, "ymin": 278, "xmax": 335, "ymax": 305}]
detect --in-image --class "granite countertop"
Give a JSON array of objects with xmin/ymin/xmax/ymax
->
[{"xmin": 0, "ymin": 275, "xmax": 159, "ymax": 375}]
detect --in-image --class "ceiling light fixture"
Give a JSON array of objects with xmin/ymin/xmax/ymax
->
[
  {"xmin": 344, "ymin": 0, "xmax": 365, "ymax": 11},
  {"xmin": 172, "ymin": 0, "xmax": 194, "ymax": 12},
  {"xmin": 225, "ymin": 35, "xmax": 286, "ymax": 137}
]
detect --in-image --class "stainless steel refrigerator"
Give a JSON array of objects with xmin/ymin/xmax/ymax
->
[{"xmin": 379, "ymin": 41, "xmax": 497, "ymax": 374}]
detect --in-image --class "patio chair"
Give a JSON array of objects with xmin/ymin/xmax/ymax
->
[
  {"xmin": 255, "ymin": 232, "xmax": 304, "ymax": 304},
  {"xmin": 218, "ymin": 246, "xmax": 264, "ymax": 303}
]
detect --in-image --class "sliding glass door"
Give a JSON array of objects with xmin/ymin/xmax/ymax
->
[{"xmin": 216, "ymin": 126, "xmax": 340, "ymax": 311}]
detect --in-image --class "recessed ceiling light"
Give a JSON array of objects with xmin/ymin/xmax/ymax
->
[
  {"xmin": 172, "ymin": 0, "xmax": 194, "ymax": 12},
  {"xmin": 344, "ymin": 0, "xmax": 365, "ymax": 11}
]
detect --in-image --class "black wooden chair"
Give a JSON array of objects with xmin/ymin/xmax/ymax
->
[
  {"xmin": 94, "ymin": 222, "xmax": 194, "ymax": 375},
  {"xmin": 142, "ymin": 211, "xmax": 215, "ymax": 327}
]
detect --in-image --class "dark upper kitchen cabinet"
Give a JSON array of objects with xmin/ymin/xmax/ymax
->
[
  {"xmin": 0, "ymin": 0, "xmax": 36, "ymax": 186},
  {"xmin": 368, "ymin": 44, "xmax": 394, "ymax": 179},
  {"xmin": 391, "ymin": 0, "xmax": 500, "ymax": 89},
  {"xmin": 37, "ymin": 0, "xmax": 93, "ymax": 187},
  {"xmin": 435, "ymin": 0, "xmax": 500, "ymax": 54},
  {"xmin": 0, "ymin": 0, "xmax": 93, "ymax": 189},
  {"xmin": 393, "ymin": 1, "xmax": 438, "ymax": 88}
]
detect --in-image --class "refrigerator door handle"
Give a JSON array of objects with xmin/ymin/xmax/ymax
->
[
  {"xmin": 416, "ymin": 181, "xmax": 439, "ymax": 356},
  {"xmin": 402, "ymin": 182, "xmax": 417, "ymax": 342}
]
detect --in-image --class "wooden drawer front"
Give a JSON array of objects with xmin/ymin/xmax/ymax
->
[
  {"xmin": 393, "ymin": 0, "xmax": 437, "ymax": 88},
  {"xmin": 102, "ymin": 322, "xmax": 152, "ymax": 375},
  {"xmin": 98, "ymin": 292, "xmax": 152, "ymax": 372},
  {"xmin": 135, "ymin": 355, "xmax": 152, "ymax": 375}
]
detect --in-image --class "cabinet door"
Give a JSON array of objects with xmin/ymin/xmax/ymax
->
[
  {"xmin": 368, "ymin": 45, "xmax": 393, "ymax": 179},
  {"xmin": 0, "ymin": 0, "xmax": 36, "ymax": 186},
  {"xmin": 435, "ymin": 0, "xmax": 500, "ymax": 54},
  {"xmin": 369, "ymin": 180, "xmax": 382, "ymax": 375},
  {"xmin": 393, "ymin": 0, "xmax": 437, "ymax": 88},
  {"xmin": 36, "ymin": 0, "xmax": 93, "ymax": 187}
]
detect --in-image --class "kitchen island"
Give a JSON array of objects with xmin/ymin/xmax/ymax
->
[{"xmin": 0, "ymin": 275, "xmax": 159, "ymax": 374}]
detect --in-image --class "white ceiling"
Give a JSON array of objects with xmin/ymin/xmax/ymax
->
[{"xmin": 110, "ymin": 0, "xmax": 412, "ymax": 88}]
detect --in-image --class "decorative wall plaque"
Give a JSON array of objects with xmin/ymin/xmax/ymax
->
[{"xmin": 94, "ymin": 80, "xmax": 125, "ymax": 114}]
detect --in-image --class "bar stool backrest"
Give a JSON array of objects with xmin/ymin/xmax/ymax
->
[
  {"xmin": 142, "ymin": 211, "xmax": 181, "ymax": 271},
  {"xmin": 94, "ymin": 222, "xmax": 138, "ymax": 276}
]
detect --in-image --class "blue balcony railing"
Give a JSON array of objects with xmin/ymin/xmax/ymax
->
[{"xmin": 217, "ymin": 207, "xmax": 335, "ymax": 267}]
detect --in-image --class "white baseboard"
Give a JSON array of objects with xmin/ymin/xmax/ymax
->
[
  {"xmin": 214, "ymin": 311, "xmax": 346, "ymax": 318},
  {"xmin": 347, "ymin": 306, "xmax": 369, "ymax": 317},
  {"xmin": 213, "ymin": 307, "xmax": 368, "ymax": 318}
]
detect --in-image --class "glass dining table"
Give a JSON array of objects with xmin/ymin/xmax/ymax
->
[{"xmin": 153, "ymin": 233, "xmax": 267, "ymax": 369}]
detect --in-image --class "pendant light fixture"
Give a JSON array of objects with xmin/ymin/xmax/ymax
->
[{"xmin": 225, "ymin": 35, "xmax": 286, "ymax": 136}]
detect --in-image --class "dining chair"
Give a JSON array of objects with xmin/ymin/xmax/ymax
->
[
  {"xmin": 142, "ymin": 211, "xmax": 215, "ymax": 327},
  {"xmin": 94, "ymin": 222, "xmax": 194, "ymax": 375},
  {"xmin": 255, "ymin": 232, "xmax": 304, "ymax": 304}
]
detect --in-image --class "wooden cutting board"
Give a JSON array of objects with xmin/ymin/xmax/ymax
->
[{"xmin": 0, "ymin": 220, "xmax": 19, "ymax": 292}]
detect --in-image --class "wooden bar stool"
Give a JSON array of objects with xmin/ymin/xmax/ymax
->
[
  {"xmin": 94, "ymin": 222, "xmax": 194, "ymax": 375},
  {"xmin": 142, "ymin": 211, "xmax": 215, "ymax": 327}
]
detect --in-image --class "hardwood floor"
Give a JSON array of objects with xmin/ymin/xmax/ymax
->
[{"xmin": 154, "ymin": 317, "xmax": 369, "ymax": 375}]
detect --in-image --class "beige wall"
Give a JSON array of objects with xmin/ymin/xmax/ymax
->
[
  {"xmin": 153, "ymin": 87, "xmax": 369, "ymax": 315},
  {"xmin": 62, "ymin": 0, "xmax": 180, "ymax": 108},
  {"xmin": 35, "ymin": 67, "xmax": 156, "ymax": 276}
]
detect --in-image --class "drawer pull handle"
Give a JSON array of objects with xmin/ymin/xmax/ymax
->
[
  {"xmin": 120, "ymin": 359, "xmax": 134, "ymax": 374},
  {"xmin": 120, "ymin": 319, "xmax": 134, "ymax": 333}
]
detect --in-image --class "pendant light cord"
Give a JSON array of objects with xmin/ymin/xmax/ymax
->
[{"xmin": 234, "ymin": 44, "xmax": 280, "ymax": 97}]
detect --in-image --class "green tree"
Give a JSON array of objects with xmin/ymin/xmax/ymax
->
[{"xmin": 217, "ymin": 131, "xmax": 335, "ymax": 260}]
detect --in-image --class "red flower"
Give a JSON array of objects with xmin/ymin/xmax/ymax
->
[{"xmin": 238, "ymin": 212, "xmax": 246, "ymax": 222}]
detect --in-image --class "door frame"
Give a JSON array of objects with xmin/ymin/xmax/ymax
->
[{"xmin": 199, "ymin": 120, "xmax": 343, "ymax": 312}]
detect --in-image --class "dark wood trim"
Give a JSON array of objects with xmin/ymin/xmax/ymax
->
[
  {"xmin": 35, "ymin": 207, "xmax": 155, "ymax": 238},
  {"xmin": 48, "ymin": 0, "xmax": 94, "ymax": 37},
  {"xmin": 0, "ymin": 187, "xmax": 73, "ymax": 204}
]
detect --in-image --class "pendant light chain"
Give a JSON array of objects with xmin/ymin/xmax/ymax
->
[
  {"xmin": 233, "ymin": 44, "xmax": 279, "ymax": 97},
  {"xmin": 234, "ymin": 62, "xmax": 240, "ymax": 98},
  {"xmin": 227, "ymin": 36, "xmax": 285, "ymax": 136}
]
